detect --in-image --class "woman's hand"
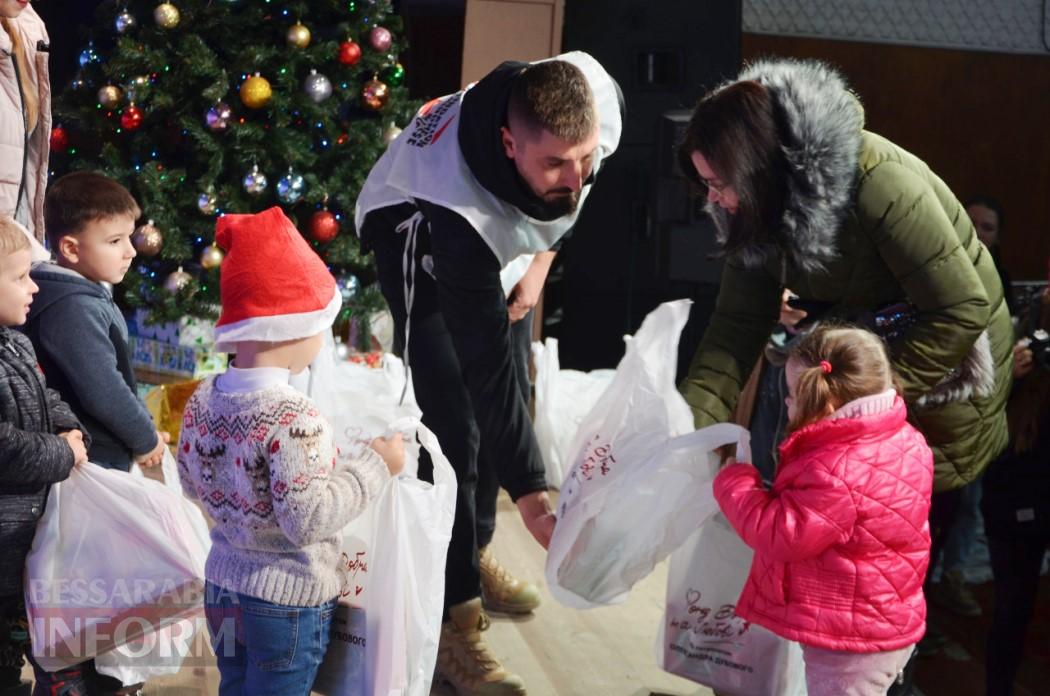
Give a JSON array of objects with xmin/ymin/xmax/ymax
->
[{"xmin": 1013, "ymin": 340, "xmax": 1034, "ymax": 379}]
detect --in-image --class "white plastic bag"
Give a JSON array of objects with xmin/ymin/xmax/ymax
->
[
  {"xmin": 313, "ymin": 420, "xmax": 456, "ymax": 696},
  {"xmin": 94, "ymin": 451, "xmax": 211, "ymax": 684},
  {"xmin": 304, "ymin": 333, "xmax": 421, "ymax": 447},
  {"xmin": 657, "ymin": 514, "xmax": 807, "ymax": 696},
  {"xmin": 25, "ymin": 458, "xmax": 209, "ymax": 673},
  {"xmin": 545, "ymin": 300, "xmax": 749, "ymax": 608},
  {"xmin": 531, "ymin": 337, "xmax": 615, "ymax": 489}
]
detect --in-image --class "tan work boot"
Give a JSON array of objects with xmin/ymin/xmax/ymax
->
[
  {"xmin": 479, "ymin": 546, "xmax": 541, "ymax": 614},
  {"xmin": 436, "ymin": 598, "xmax": 527, "ymax": 695}
]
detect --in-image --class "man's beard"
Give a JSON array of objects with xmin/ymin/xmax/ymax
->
[{"xmin": 540, "ymin": 189, "xmax": 580, "ymax": 217}]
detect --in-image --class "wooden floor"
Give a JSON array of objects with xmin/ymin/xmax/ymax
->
[{"xmin": 23, "ymin": 490, "xmax": 708, "ymax": 696}]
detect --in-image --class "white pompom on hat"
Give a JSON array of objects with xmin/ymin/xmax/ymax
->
[{"xmin": 213, "ymin": 206, "xmax": 340, "ymax": 353}]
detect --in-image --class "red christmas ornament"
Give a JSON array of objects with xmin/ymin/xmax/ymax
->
[
  {"xmin": 309, "ymin": 210, "xmax": 340, "ymax": 243},
  {"xmin": 49, "ymin": 125, "xmax": 69, "ymax": 153},
  {"xmin": 121, "ymin": 104, "xmax": 144, "ymax": 131},
  {"xmin": 338, "ymin": 40, "xmax": 362, "ymax": 66}
]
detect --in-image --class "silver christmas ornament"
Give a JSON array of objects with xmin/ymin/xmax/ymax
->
[
  {"xmin": 276, "ymin": 168, "xmax": 305, "ymax": 204},
  {"xmin": 115, "ymin": 10, "xmax": 137, "ymax": 34},
  {"xmin": 303, "ymin": 69, "xmax": 333, "ymax": 103},
  {"xmin": 242, "ymin": 164, "xmax": 268, "ymax": 195},
  {"xmin": 197, "ymin": 192, "xmax": 218, "ymax": 215},
  {"xmin": 205, "ymin": 101, "xmax": 233, "ymax": 132}
]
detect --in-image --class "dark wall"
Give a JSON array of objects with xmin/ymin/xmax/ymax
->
[
  {"xmin": 552, "ymin": 0, "xmax": 741, "ymax": 372},
  {"xmin": 743, "ymin": 33, "xmax": 1050, "ymax": 281},
  {"xmin": 35, "ymin": 0, "xmax": 102, "ymax": 89}
]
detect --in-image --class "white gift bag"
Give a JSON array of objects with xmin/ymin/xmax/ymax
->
[
  {"xmin": 545, "ymin": 300, "xmax": 749, "ymax": 608},
  {"xmin": 313, "ymin": 420, "xmax": 456, "ymax": 696},
  {"xmin": 94, "ymin": 451, "xmax": 211, "ymax": 684},
  {"xmin": 531, "ymin": 337, "xmax": 615, "ymax": 489},
  {"xmin": 657, "ymin": 513, "xmax": 807, "ymax": 696},
  {"xmin": 25, "ymin": 458, "xmax": 209, "ymax": 673}
]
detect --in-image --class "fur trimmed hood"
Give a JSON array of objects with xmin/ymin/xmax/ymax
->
[{"xmin": 706, "ymin": 58, "xmax": 865, "ymax": 273}]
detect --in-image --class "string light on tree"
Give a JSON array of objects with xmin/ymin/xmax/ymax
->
[
  {"xmin": 132, "ymin": 220, "xmax": 163, "ymax": 256},
  {"xmin": 153, "ymin": 3, "xmax": 181, "ymax": 30}
]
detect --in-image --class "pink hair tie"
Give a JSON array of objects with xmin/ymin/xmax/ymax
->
[{"xmin": 819, "ymin": 360, "xmax": 833, "ymax": 374}]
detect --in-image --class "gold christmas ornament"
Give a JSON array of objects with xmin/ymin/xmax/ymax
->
[
  {"xmin": 153, "ymin": 3, "xmax": 180, "ymax": 29},
  {"xmin": 200, "ymin": 244, "xmax": 224, "ymax": 269},
  {"xmin": 361, "ymin": 77, "xmax": 389, "ymax": 111},
  {"xmin": 382, "ymin": 124, "xmax": 402, "ymax": 145},
  {"xmin": 131, "ymin": 220, "xmax": 163, "ymax": 256},
  {"xmin": 286, "ymin": 21, "xmax": 311, "ymax": 48},
  {"xmin": 240, "ymin": 73, "xmax": 273, "ymax": 109},
  {"xmin": 163, "ymin": 266, "xmax": 194, "ymax": 294},
  {"xmin": 97, "ymin": 85, "xmax": 123, "ymax": 110}
]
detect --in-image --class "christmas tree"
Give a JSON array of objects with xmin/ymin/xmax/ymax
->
[{"xmin": 50, "ymin": 0, "xmax": 416, "ymax": 345}]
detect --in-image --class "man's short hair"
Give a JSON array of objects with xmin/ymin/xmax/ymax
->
[
  {"xmin": 0, "ymin": 216, "xmax": 31, "ymax": 257},
  {"xmin": 507, "ymin": 60, "xmax": 597, "ymax": 143},
  {"xmin": 44, "ymin": 171, "xmax": 141, "ymax": 249}
]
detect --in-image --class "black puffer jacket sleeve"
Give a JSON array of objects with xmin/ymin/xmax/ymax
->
[
  {"xmin": 0, "ymin": 423, "xmax": 75, "ymax": 487},
  {"xmin": 418, "ymin": 200, "xmax": 548, "ymax": 501}
]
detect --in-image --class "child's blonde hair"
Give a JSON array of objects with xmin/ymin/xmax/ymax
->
[
  {"xmin": 0, "ymin": 216, "xmax": 31, "ymax": 257},
  {"xmin": 787, "ymin": 324, "xmax": 899, "ymax": 432}
]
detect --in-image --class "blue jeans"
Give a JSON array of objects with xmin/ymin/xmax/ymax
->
[
  {"xmin": 204, "ymin": 582, "xmax": 335, "ymax": 696},
  {"xmin": 940, "ymin": 475, "xmax": 984, "ymax": 574}
]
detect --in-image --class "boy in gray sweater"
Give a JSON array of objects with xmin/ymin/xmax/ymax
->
[
  {"xmin": 24, "ymin": 171, "xmax": 166, "ymax": 472},
  {"xmin": 177, "ymin": 207, "xmax": 403, "ymax": 694}
]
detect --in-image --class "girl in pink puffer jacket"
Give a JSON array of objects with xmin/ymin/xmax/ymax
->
[{"xmin": 714, "ymin": 326, "xmax": 933, "ymax": 695}]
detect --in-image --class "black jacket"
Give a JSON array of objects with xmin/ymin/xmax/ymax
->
[
  {"xmin": 23, "ymin": 264, "xmax": 156, "ymax": 471},
  {"xmin": 0, "ymin": 327, "xmax": 84, "ymax": 595},
  {"xmin": 360, "ymin": 61, "xmax": 621, "ymax": 499}
]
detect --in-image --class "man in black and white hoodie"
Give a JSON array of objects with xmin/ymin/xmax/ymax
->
[{"xmin": 356, "ymin": 52, "xmax": 621, "ymax": 695}]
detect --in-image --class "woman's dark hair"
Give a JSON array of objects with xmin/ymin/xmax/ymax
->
[{"xmin": 676, "ymin": 80, "xmax": 789, "ymax": 257}]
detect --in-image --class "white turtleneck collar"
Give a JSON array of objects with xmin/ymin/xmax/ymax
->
[
  {"xmin": 216, "ymin": 364, "xmax": 292, "ymax": 393},
  {"xmin": 831, "ymin": 389, "xmax": 897, "ymax": 420}
]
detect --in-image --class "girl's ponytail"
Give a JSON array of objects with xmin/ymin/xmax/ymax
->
[{"xmin": 787, "ymin": 325, "xmax": 896, "ymax": 432}]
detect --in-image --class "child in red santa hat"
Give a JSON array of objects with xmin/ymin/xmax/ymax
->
[{"xmin": 176, "ymin": 207, "xmax": 404, "ymax": 695}]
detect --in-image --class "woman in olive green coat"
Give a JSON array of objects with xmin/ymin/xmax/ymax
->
[{"xmin": 678, "ymin": 59, "xmax": 1011, "ymax": 511}]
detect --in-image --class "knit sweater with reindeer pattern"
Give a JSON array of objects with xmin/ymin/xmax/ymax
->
[{"xmin": 177, "ymin": 372, "xmax": 388, "ymax": 607}]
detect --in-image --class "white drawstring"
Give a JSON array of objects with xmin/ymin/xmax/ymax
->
[{"xmin": 395, "ymin": 210, "xmax": 425, "ymax": 405}]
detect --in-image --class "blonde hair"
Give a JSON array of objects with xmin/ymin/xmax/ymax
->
[
  {"xmin": 0, "ymin": 216, "xmax": 31, "ymax": 256},
  {"xmin": 787, "ymin": 325, "xmax": 899, "ymax": 432},
  {"xmin": 1, "ymin": 18, "xmax": 40, "ymax": 134}
]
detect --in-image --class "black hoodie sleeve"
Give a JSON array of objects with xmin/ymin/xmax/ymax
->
[{"xmin": 417, "ymin": 200, "xmax": 548, "ymax": 501}]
